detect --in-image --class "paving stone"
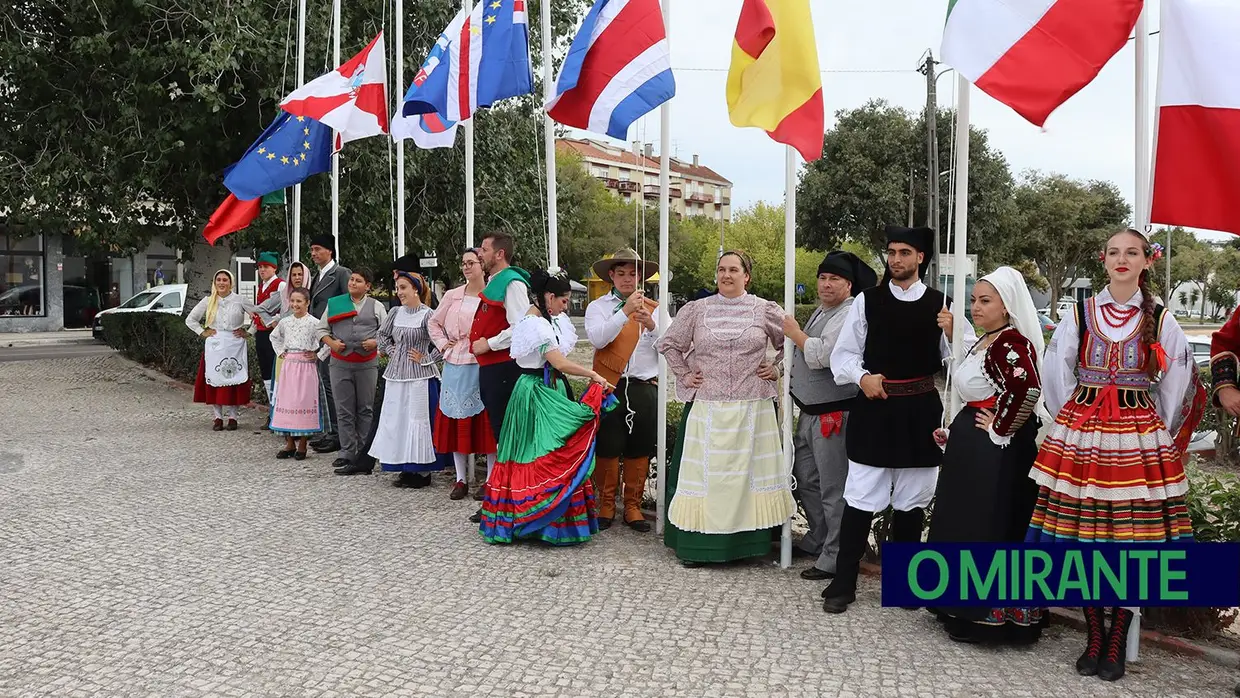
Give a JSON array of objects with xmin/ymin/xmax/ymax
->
[{"xmin": 0, "ymin": 354, "xmax": 1235, "ymax": 696}]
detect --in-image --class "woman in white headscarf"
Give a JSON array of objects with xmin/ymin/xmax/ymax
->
[
  {"xmin": 185, "ymin": 269, "xmax": 255, "ymax": 431},
  {"xmin": 926, "ymin": 266, "xmax": 1052, "ymax": 645}
]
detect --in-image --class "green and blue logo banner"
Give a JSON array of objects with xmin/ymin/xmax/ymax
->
[{"xmin": 881, "ymin": 543, "xmax": 1240, "ymax": 607}]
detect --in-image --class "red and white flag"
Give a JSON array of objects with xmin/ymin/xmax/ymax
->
[
  {"xmin": 281, "ymin": 32, "xmax": 389, "ymax": 146},
  {"xmin": 1151, "ymin": 0, "xmax": 1240, "ymax": 235}
]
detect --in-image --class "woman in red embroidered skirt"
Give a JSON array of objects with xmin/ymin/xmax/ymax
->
[{"xmin": 1027, "ymin": 229, "xmax": 1205, "ymax": 682}]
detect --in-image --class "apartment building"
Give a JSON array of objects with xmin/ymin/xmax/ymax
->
[{"xmin": 557, "ymin": 138, "xmax": 733, "ymax": 221}]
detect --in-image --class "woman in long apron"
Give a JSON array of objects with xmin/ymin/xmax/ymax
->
[
  {"xmin": 368, "ymin": 272, "xmax": 451, "ymax": 488},
  {"xmin": 185, "ymin": 269, "xmax": 254, "ymax": 431}
]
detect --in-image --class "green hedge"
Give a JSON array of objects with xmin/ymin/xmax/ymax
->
[{"xmin": 101, "ymin": 311, "xmax": 270, "ymax": 405}]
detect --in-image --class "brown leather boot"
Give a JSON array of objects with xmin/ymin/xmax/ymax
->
[
  {"xmin": 622, "ymin": 457, "xmax": 651, "ymax": 532},
  {"xmin": 594, "ymin": 456, "xmax": 621, "ymax": 527}
]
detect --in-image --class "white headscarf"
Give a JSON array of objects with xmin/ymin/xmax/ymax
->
[
  {"xmin": 978, "ymin": 266, "xmax": 1053, "ymax": 424},
  {"xmin": 281, "ymin": 262, "xmax": 311, "ymax": 314}
]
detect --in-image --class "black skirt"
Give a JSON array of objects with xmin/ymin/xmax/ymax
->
[{"xmin": 926, "ymin": 406, "xmax": 1047, "ymax": 637}]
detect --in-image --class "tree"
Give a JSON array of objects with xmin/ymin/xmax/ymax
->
[
  {"xmin": 1004, "ymin": 172, "xmax": 1130, "ymax": 320},
  {"xmin": 796, "ymin": 100, "xmax": 1016, "ymax": 266},
  {"xmin": 0, "ymin": 0, "xmax": 589, "ymax": 283}
]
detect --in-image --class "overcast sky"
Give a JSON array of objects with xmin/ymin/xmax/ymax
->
[{"xmin": 563, "ymin": 0, "xmax": 1228, "ymax": 242}]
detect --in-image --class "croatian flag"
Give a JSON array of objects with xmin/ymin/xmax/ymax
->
[
  {"xmin": 402, "ymin": 0, "xmax": 533, "ymax": 124},
  {"xmin": 280, "ymin": 33, "xmax": 389, "ymax": 146},
  {"xmin": 392, "ymin": 13, "xmax": 466, "ymax": 149},
  {"xmin": 546, "ymin": 0, "xmax": 675, "ymax": 140}
]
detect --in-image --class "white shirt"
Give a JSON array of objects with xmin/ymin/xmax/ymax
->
[
  {"xmin": 1042, "ymin": 287, "xmax": 1194, "ymax": 433},
  {"xmin": 484, "ymin": 278, "xmax": 533, "ymax": 351},
  {"xmin": 831, "ymin": 279, "xmax": 976, "ymax": 387},
  {"xmin": 313, "ymin": 259, "xmax": 337, "ymax": 293},
  {"xmin": 511, "ymin": 314, "xmax": 578, "ymax": 370},
  {"xmin": 584, "ymin": 291, "xmax": 661, "ymax": 381}
]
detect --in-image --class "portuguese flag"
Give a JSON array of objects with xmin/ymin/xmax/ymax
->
[{"xmin": 940, "ymin": 0, "xmax": 1143, "ymax": 127}]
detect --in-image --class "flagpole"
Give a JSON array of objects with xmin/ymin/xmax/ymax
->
[
  {"xmin": 292, "ymin": 0, "xmax": 307, "ymax": 263},
  {"xmin": 1129, "ymin": 4, "xmax": 1151, "ymax": 664},
  {"xmin": 395, "ymin": 0, "xmax": 406, "ymax": 259},
  {"xmin": 779, "ymin": 145, "xmax": 796, "ymax": 570},
  {"xmin": 655, "ymin": 0, "xmax": 672, "ymax": 537},
  {"xmin": 540, "ymin": 0, "xmax": 558, "ymax": 270},
  {"xmin": 949, "ymin": 75, "xmax": 970, "ymax": 418},
  {"xmin": 464, "ymin": 3, "xmax": 476, "ymax": 248},
  {"xmin": 331, "ymin": 0, "xmax": 341, "ymax": 258}
]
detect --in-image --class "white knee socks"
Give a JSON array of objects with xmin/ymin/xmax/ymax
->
[
  {"xmin": 225, "ymin": 405, "xmax": 238, "ymax": 419},
  {"xmin": 453, "ymin": 453, "xmax": 469, "ymax": 483},
  {"xmin": 212, "ymin": 405, "xmax": 224, "ymax": 419}
]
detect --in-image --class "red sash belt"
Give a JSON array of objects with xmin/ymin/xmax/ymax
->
[
  {"xmin": 1071, "ymin": 383, "xmax": 1121, "ymax": 429},
  {"xmin": 966, "ymin": 397, "xmax": 997, "ymax": 410},
  {"xmin": 819, "ymin": 412, "xmax": 844, "ymax": 437}
]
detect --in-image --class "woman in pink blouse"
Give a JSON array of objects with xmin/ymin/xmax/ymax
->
[
  {"xmin": 655, "ymin": 251, "xmax": 797, "ymax": 566},
  {"xmin": 429, "ymin": 248, "xmax": 499, "ymax": 500}
]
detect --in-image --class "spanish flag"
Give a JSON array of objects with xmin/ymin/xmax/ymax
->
[{"xmin": 726, "ymin": 0, "xmax": 824, "ymax": 161}]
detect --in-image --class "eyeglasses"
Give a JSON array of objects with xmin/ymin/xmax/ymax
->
[{"xmin": 461, "ymin": 261, "xmax": 479, "ymax": 269}]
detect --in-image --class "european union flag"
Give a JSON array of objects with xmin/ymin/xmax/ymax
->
[
  {"xmin": 203, "ymin": 112, "xmax": 332, "ymax": 245},
  {"xmin": 223, "ymin": 112, "xmax": 332, "ymax": 201}
]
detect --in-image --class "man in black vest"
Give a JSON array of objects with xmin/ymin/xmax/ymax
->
[
  {"xmin": 820, "ymin": 225, "xmax": 974, "ymax": 614},
  {"xmin": 782, "ymin": 251, "xmax": 876, "ymax": 581}
]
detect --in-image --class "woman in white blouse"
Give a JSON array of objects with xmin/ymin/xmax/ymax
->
[
  {"xmin": 478, "ymin": 270, "xmax": 611, "ymax": 546},
  {"xmin": 185, "ymin": 269, "xmax": 255, "ymax": 431},
  {"xmin": 268, "ymin": 287, "xmax": 329, "ymax": 459}
]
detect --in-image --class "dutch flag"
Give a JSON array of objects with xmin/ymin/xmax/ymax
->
[{"xmin": 546, "ymin": 0, "xmax": 676, "ymax": 141}]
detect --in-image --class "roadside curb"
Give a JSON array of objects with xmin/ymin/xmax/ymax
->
[
  {"xmin": 858, "ymin": 560, "xmax": 1240, "ymax": 669},
  {"xmin": 1, "ymin": 336, "xmax": 98, "ymax": 348}
]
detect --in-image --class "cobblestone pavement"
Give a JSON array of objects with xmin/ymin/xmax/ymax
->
[{"xmin": 1, "ymin": 355, "xmax": 1234, "ymax": 697}]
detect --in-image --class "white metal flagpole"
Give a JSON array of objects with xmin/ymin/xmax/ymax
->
[
  {"xmin": 395, "ymin": 0, "xmax": 406, "ymax": 259},
  {"xmin": 292, "ymin": 0, "xmax": 307, "ymax": 263},
  {"xmin": 540, "ymin": 0, "xmax": 558, "ymax": 270},
  {"xmin": 655, "ymin": 0, "xmax": 672, "ymax": 537},
  {"xmin": 780, "ymin": 145, "xmax": 796, "ymax": 570},
  {"xmin": 464, "ymin": 0, "xmax": 475, "ymax": 249},
  {"xmin": 949, "ymin": 75, "xmax": 970, "ymax": 417},
  {"xmin": 1128, "ymin": 5, "xmax": 1151, "ymax": 664},
  {"xmin": 331, "ymin": 0, "xmax": 342, "ymax": 258}
]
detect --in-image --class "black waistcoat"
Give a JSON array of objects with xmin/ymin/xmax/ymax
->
[{"xmin": 862, "ymin": 283, "xmax": 945, "ymax": 379}]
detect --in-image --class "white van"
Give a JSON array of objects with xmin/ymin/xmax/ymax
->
[{"xmin": 93, "ymin": 284, "xmax": 188, "ymax": 340}]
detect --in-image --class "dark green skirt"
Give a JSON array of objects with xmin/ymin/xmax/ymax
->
[{"xmin": 663, "ymin": 401, "xmax": 777, "ymax": 563}]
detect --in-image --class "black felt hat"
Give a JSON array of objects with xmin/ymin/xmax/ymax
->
[
  {"xmin": 884, "ymin": 225, "xmax": 936, "ymax": 278},
  {"xmin": 817, "ymin": 251, "xmax": 878, "ymax": 297}
]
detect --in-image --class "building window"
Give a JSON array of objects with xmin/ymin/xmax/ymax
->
[{"xmin": 0, "ymin": 233, "xmax": 46, "ymax": 317}]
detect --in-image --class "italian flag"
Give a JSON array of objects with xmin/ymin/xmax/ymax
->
[
  {"xmin": 940, "ymin": 0, "xmax": 1143, "ymax": 126},
  {"xmin": 1151, "ymin": 0, "xmax": 1240, "ymax": 236}
]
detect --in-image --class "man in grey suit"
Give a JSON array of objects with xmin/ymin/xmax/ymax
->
[{"xmin": 307, "ymin": 234, "xmax": 350, "ymax": 453}]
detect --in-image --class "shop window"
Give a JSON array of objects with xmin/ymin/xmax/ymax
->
[{"xmin": 0, "ymin": 233, "xmax": 45, "ymax": 317}]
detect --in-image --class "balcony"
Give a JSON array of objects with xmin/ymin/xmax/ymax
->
[
  {"xmin": 687, "ymin": 192, "xmax": 713, "ymax": 203},
  {"xmin": 617, "ymin": 181, "xmax": 639, "ymax": 193},
  {"xmin": 643, "ymin": 184, "xmax": 683, "ymax": 199},
  {"xmin": 598, "ymin": 177, "xmax": 619, "ymax": 189}
]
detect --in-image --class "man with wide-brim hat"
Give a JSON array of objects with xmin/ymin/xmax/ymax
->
[
  {"xmin": 779, "ymin": 250, "xmax": 877, "ymax": 581},
  {"xmin": 584, "ymin": 248, "xmax": 660, "ymax": 532},
  {"xmin": 820, "ymin": 224, "xmax": 975, "ymax": 614}
]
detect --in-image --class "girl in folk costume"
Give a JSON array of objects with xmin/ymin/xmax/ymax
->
[
  {"xmin": 367, "ymin": 272, "xmax": 451, "ymax": 489},
  {"xmin": 1029, "ymin": 229, "xmax": 1205, "ymax": 682},
  {"xmin": 479, "ymin": 269, "xmax": 613, "ymax": 545},
  {"xmin": 269, "ymin": 261, "xmax": 313, "ymax": 386},
  {"xmin": 186, "ymin": 269, "xmax": 256, "ymax": 431},
  {"xmin": 429, "ymin": 248, "xmax": 498, "ymax": 501},
  {"xmin": 927, "ymin": 266, "xmax": 1052, "ymax": 645},
  {"xmin": 655, "ymin": 251, "xmax": 797, "ymax": 566},
  {"xmin": 268, "ymin": 287, "xmax": 330, "ymax": 459}
]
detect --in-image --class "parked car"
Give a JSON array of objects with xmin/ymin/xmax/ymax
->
[
  {"xmin": 93, "ymin": 284, "xmax": 188, "ymax": 341},
  {"xmin": 1037, "ymin": 313, "xmax": 1057, "ymax": 333},
  {"xmin": 0, "ymin": 283, "xmax": 101, "ymax": 328},
  {"xmin": 1037, "ymin": 299, "xmax": 1077, "ymax": 321},
  {"xmin": 1186, "ymin": 335, "xmax": 1213, "ymax": 371}
]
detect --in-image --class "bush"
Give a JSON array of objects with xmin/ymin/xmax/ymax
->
[{"xmin": 102, "ymin": 311, "xmax": 268, "ymax": 405}]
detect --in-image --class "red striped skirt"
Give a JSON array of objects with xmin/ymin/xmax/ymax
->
[{"xmin": 1026, "ymin": 395, "xmax": 1192, "ymax": 543}]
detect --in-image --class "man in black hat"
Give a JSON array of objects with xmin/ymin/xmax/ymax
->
[
  {"xmin": 819, "ymin": 225, "xmax": 974, "ymax": 614},
  {"xmin": 778, "ymin": 251, "xmax": 877, "ymax": 582},
  {"xmin": 308, "ymin": 235, "xmax": 351, "ymax": 454}
]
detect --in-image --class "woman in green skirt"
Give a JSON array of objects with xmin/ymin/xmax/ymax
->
[{"xmin": 656, "ymin": 251, "xmax": 796, "ymax": 565}]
